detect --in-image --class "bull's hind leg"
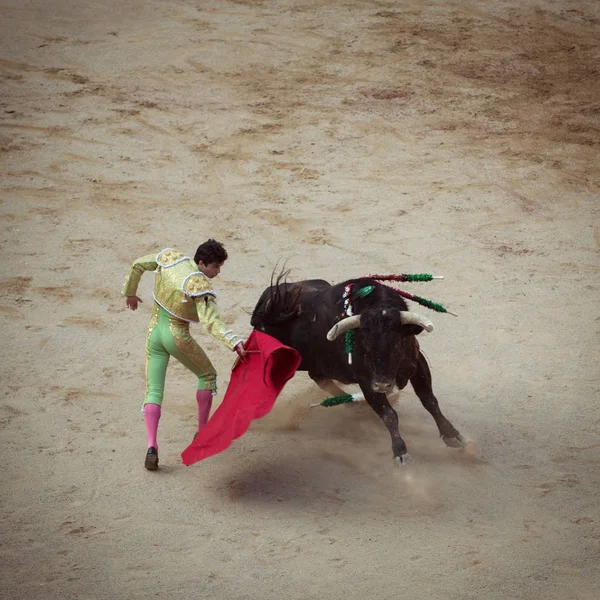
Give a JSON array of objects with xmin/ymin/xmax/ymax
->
[
  {"xmin": 360, "ymin": 384, "xmax": 409, "ymax": 466},
  {"xmin": 409, "ymin": 352, "xmax": 465, "ymax": 448}
]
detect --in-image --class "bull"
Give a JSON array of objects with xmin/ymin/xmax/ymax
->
[{"xmin": 250, "ymin": 273, "xmax": 466, "ymax": 465}]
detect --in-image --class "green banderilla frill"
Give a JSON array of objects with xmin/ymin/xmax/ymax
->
[
  {"xmin": 368, "ymin": 273, "xmax": 444, "ymax": 283},
  {"xmin": 366, "ymin": 274, "xmax": 457, "ymax": 315},
  {"xmin": 409, "ymin": 293, "xmax": 458, "ymax": 316},
  {"xmin": 353, "ymin": 285, "xmax": 375, "ymax": 298},
  {"xmin": 403, "ymin": 273, "xmax": 438, "ymax": 282},
  {"xmin": 391, "ymin": 288, "xmax": 458, "ymax": 316},
  {"xmin": 345, "ymin": 330, "xmax": 354, "ymax": 353},
  {"xmin": 310, "ymin": 393, "xmax": 364, "ymax": 408}
]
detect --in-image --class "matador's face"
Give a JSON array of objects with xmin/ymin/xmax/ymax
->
[{"xmin": 198, "ymin": 261, "xmax": 223, "ymax": 279}]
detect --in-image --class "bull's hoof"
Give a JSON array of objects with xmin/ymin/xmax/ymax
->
[
  {"xmin": 442, "ymin": 433, "xmax": 466, "ymax": 448},
  {"xmin": 393, "ymin": 454, "xmax": 410, "ymax": 467}
]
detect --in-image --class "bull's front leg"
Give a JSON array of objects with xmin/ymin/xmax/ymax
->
[
  {"xmin": 359, "ymin": 383, "xmax": 409, "ymax": 466},
  {"xmin": 409, "ymin": 351, "xmax": 465, "ymax": 448},
  {"xmin": 309, "ymin": 374, "xmax": 348, "ymax": 398}
]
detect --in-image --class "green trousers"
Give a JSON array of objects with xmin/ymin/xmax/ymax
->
[{"xmin": 144, "ymin": 304, "xmax": 217, "ymax": 406}]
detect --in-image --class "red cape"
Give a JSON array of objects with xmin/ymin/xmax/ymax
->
[{"xmin": 181, "ymin": 330, "xmax": 301, "ymax": 466}]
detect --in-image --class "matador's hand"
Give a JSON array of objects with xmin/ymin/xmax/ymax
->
[
  {"xmin": 235, "ymin": 341, "xmax": 247, "ymax": 361},
  {"xmin": 126, "ymin": 296, "xmax": 143, "ymax": 311}
]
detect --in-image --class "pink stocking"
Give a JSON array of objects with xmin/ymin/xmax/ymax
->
[
  {"xmin": 144, "ymin": 403, "xmax": 161, "ymax": 449},
  {"xmin": 196, "ymin": 390, "xmax": 213, "ymax": 433}
]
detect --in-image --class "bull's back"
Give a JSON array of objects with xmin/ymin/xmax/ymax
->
[
  {"xmin": 297, "ymin": 279, "xmax": 331, "ymax": 293},
  {"xmin": 250, "ymin": 279, "xmax": 331, "ymax": 326},
  {"xmin": 250, "ymin": 279, "xmax": 332, "ymax": 356}
]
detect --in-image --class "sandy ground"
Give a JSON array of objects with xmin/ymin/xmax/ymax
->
[{"xmin": 1, "ymin": 0, "xmax": 599, "ymax": 598}]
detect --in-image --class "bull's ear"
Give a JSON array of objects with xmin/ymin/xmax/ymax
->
[{"xmin": 401, "ymin": 324, "xmax": 426, "ymax": 336}]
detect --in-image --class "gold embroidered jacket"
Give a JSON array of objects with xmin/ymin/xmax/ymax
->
[{"xmin": 123, "ymin": 248, "xmax": 243, "ymax": 350}]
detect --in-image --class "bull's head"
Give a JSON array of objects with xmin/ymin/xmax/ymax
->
[{"xmin": 327, "ymin": 308, "xmax": 433, "ymax": 394}]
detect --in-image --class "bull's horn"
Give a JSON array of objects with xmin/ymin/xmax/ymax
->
[
  {"xmin": 400, "ymin": 311, "xmax": 434, "ymax": 332},
  {"xmin": 326, "ymin": 315, "xmax": 361, "ymax": 341}
]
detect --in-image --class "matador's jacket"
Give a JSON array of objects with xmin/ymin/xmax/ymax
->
[{"xmin": 122, "ymin": 248, "xmax": 243, "ymax": 351}]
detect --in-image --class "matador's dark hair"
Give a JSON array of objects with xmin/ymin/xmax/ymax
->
[{"xmin": 194, "ymin": 239, "xmax": 228, "ymax": 265}]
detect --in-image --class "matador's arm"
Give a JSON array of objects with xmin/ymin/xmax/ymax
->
[
  {"xmin": 195, "ymin": 295, "xmax": 244, "ymax": 351},
  {"xmin": 122, "ymin": 253, "xmax": 158, "ymax": 297}
]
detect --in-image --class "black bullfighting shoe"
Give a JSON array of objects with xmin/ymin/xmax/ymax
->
[{"xmin": 144, "ymin": 446, "xmax": 159, "ymax": 471}]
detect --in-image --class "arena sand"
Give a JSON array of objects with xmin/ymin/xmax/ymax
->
[{"xmin": 1, "ymin": 1, "xmax": 598, "ymax": 598}]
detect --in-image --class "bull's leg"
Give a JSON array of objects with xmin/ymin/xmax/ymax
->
[
  {"xmin": 309, "ymin": 374, "xmax": 354, "ymax": 398},
  {"xmin": 409, "ymin": 352, "xmax": 465, "ymax": 448},
  {"xmin": 360, "ymin": 385, "xmax": 409, "ymax": 466}
]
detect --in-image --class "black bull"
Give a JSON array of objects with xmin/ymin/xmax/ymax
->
[{"xmin": 250, "ymin": 276, "xmax": 465, "ymax": 465}]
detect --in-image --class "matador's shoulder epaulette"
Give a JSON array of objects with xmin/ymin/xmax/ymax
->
[
  {"xmin": 156, "ymin": 248, "xmax": 189, "ymax": 268},
  {"xmin": 182, "ymin": 272, "xmax": 216, "ymax": 298}
]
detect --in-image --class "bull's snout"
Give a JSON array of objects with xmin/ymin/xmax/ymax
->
[{"xmin": 371, "ymin": 380, "xmax": 395, "ymax": 394}]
